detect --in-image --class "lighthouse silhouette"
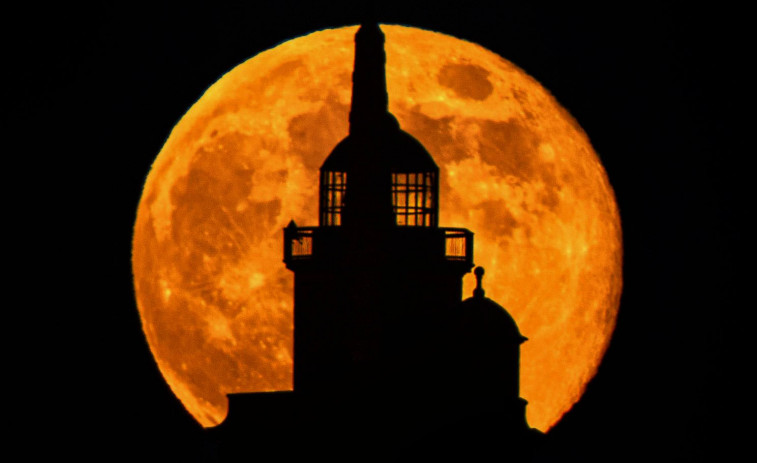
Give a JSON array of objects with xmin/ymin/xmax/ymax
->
[{"xmin": 208, "ymin": 22, "xmax": 542, "ymax": 461}]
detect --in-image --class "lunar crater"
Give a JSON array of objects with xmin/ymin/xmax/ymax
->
[{"xmin": 437, "ymin": 62, "xmax": 494, "ymax": 101}]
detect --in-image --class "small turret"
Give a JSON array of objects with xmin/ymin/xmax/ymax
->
[{"xmin": 457, "ymin": 266, "xmax": 528, "ymax": 422}]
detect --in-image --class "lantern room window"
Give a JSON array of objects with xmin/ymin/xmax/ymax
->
[
  {"xmin": 320, "ymin": 171, "xmax": 347, "ymax": 226},
  {"xmin": 392, "ymin": 172, "xmax": 437, "ymax": 227}
]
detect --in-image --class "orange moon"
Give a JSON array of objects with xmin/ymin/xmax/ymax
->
[{"xmin": 132, "ymin": 25, "xmax": 622, "ymax": 432}]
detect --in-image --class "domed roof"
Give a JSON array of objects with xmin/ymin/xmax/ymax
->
[
  {"xmin": 459, "ymin": 267, "xmax": 526, "ymax": 343},
  {"xmin": 460, "ymin": 295, "xmax": 524, "ymax": 341},
  {"xmin": 321, "ymin": 120, "xmax": 438, "ymax": 173},
  {"xmin": 321, "ymin": 22, "xmax": 438, "ymax": 175}
]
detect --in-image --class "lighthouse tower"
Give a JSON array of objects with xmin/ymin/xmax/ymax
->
[
  {"xmin": 283, "ymin": 22, "xmax": 473, "ymax": 397},
  {"xmin": 212, "ymin": 23, "xmax": 540, "ymax": 460}
]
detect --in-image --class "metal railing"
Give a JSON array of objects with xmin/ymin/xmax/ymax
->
[
  {"xmin": 284, "ymin": 225, "xmax": 472, "ymax": 265},
  {"xmin": 284, "ymin": 226, "xmax": 316, "ymax": 262},
  {"xmin": 443, "ymin": 228, "xmax": 473, "ymax": 262}
]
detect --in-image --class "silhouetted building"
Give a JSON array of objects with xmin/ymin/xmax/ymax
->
[{"xmin": 209, "ymin": 22, "xmax": 542, "ymax": 461}]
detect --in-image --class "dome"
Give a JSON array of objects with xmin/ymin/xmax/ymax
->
[
  {"xmin": 459, "ymin": 267, "xmax": 526, "ymax": 343},
  {"xmin": 320, "ymin": 124, "xmax": 438, "ymax": 173},
  {"xmin": 460, "ymin": 295, "xmax": 525, "ymax": 342}
]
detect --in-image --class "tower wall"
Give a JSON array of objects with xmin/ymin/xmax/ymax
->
[{"xmin": 290, "ymin": 233, "xmax": 470, "ymax": 394}]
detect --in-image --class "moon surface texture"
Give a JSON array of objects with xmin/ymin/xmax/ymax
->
[{"xmin": 132, "ymin": 25, "xmax": 622, "ymax": 432}]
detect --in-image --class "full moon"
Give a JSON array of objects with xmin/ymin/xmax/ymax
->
[{"xmin": 133, "ymin": 25, "xmax": 622, "ymax": 432}]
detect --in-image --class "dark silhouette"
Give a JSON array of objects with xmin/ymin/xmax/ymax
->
[{"xmin": 207, "ymin": 22, "xmax": 542, "ymax": 461}]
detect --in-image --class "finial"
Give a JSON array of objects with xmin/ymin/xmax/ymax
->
[{"xmin": 473, "ymin": 266, "xmax": 485, "ymax": 298}]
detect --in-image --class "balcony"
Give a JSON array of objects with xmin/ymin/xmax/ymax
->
[{"xmin": 284, "ymin": 223, "xmax": 473, "ymax": 268}]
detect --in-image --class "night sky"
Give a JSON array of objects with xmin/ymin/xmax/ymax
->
[{"xmin": 26, "ymin": 3, "xmax": 747, "ymax": 461}]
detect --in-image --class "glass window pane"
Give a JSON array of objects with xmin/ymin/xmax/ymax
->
[{"xmin": 397, "ymin": 192, "xmax": 407, "ymax": 207}]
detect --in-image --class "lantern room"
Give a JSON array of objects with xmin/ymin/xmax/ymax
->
[{"xmin": 318, "ymin": 129, "xmax": 439, "ymax": 228}]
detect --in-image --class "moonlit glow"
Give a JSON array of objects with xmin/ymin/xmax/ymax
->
[{"xmin": 132, "ymin": 25, "xmax": 622, "ymax": 431}]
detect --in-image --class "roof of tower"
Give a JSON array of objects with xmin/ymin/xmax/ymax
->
[
  {"xmin": 321, "ymin": 128, "xmax": 438, "ymax": 172},
  {"xmin": 320, "ymin": 22, "xmax": 438, "ymax": 174}
]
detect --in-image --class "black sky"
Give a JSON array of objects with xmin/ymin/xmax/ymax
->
[{"xmin": 25, "ymin": 2, "xmax": 748, "ymax": 461}]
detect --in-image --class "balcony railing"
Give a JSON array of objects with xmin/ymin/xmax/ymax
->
[
  {"xmin": 283, "ymin": 226, "xmax": 315, "ymax": 262},
  {"xmin": 284, "ymin": 225, "xmax": 473, "ymax": 266},
  {"xmin": 443, "ymin": 228, "xmax": 473, "ymax": 262}
]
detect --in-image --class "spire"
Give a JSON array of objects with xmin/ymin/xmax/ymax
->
[{"xmin": 349, "ymin": 22, "xmax": 390, "ymax": 134}]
